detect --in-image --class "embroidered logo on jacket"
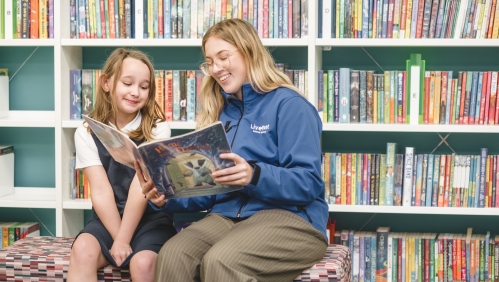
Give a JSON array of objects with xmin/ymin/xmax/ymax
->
[{"xmin": 251, "ymin": 123, "xmax": 270, "ymax": 134}]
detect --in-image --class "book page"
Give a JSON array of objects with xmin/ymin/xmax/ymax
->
[
  {"xmin": 138, "ymin": 121, "xmax": 242, "ymax": 198},
  {"xmin": 83, "ymin": 115, "xmax": 143, "ymax": 170}
]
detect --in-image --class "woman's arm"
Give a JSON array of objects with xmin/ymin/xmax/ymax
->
[
  {"xmin": 111, "ymin": 174, "xmax": 147, "ymax": 266},
  {"xmin": 85, "ymin": 165, "xmax": 122, "ymax": 239}
]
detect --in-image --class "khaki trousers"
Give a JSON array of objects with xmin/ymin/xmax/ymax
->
[{"xmin": 154, "ymin": 209, "xmax": 327, "ymax": 282}]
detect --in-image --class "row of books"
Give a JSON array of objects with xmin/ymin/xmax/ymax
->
[
  {"xmin": 338, "ymin": 227, "xmax": 498, "ymax": 282},
  {"xmin": 319, "ymin": 68, "xmax": 499, "ymax": 125},
  {"xmin": 70, "ymin": 152, "xmax": 90, "ymax": 200},
  {"xmin": 70, "ymin": 69, "xmax": 201, "ymax": 122},
  {"xmin": 0, "ymin": 0, "xmax": 55, "ymax": 39},
  {"xmin": 70, "ymin": 66, "xmax": 306, "ymax": 122},
  {"xmin": 69, "ymin": 0, "xmax": 309, "ymax": 39},
  {"xmin": 422, "ymin": 71, "xmax": 499, "ymax": 126},
  {"xmin": 0, "ymin": 222, "xmax": 40, "ymax": 249},
  {"xmin": 318, "ymin": 0, "xmax": 499, "ymax": 39},
  {"xmin": 323, "ymin": 145, "xmax": 499, "ymax": 208}
]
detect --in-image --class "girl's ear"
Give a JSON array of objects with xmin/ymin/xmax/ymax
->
[{"xmin": 100, "ymin": 74, "xmax": 111, "ymax": 92}]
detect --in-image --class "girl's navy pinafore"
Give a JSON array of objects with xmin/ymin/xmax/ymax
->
[{"xmin": 75, "ymin": 134, "xmax": 176, "ymax": 269}]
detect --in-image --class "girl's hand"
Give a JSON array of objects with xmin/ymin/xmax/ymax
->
[
  {"xmin": 134, "ymin": 161, "xmax": 167, "ymax": 208},
  {"xmin": 109, "ymin": 240, "xmax": 132, "ymax": 267},
  {"xmin": 211, "ymin": 153, "xmax": 254, "ymax": 186}
]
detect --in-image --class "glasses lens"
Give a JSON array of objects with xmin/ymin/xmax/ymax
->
[{"xmin": 200, "ymin": 63, "xmax": 211, "ymax": 76}]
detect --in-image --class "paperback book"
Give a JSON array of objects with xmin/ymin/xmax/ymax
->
[{"xmin": 82, "ymin": 115, "xmax": 242, "ymax": 199}]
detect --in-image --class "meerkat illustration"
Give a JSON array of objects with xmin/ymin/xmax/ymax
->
[{"xmin": 183, "ymin": 159, "xmax": 216, "ymax": 186}]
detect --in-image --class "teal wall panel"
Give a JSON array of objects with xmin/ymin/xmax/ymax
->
[
  {"xmin": 0, "ymin": 47, "xmax": 54, "ymax": 111},
  {"xmin": 322, "ymin": 47, "xmax": 499, "ymax": 73},
  {"xmin": 0, "ymin": 208, "xmax": 55, "ymax": 236},
  {"xmin": 81, "ymin": 46, "xmax": 307, "ymax": 72},
  {"xmin": 330, "ymin": 213, "xmax": 499, "ymax": 235},
  {"xmin": 0, "ymin": 128, "xmax": 55, "ymax": 187}
]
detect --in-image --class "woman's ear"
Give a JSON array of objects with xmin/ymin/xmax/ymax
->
[{"xmin": 100, "ymin": 74, "xmax": 111, "ymax": 92}]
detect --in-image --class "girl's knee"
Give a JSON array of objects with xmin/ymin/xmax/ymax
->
[
  {"xmin": 70, "ymin": 235, "xmax": 101, "ymax": 265},
  {"xmin": 129, "ymin": 251, "xmax": 157, "ymax": 282},
  {"xmin": 130, "ymin": 251, "xmax": 157, "ymax": 272}
]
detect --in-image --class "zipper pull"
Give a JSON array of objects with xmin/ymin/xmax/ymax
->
[{"xmin": 298, "ymin": 206, "xmax": 313, "ymax": 223}]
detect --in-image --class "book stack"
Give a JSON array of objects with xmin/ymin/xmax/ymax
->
[
  {"xmin": 0, "ymin": 71, "xmax": 8, "ymax": 118},
  {"xmin": 0, "ymin": 222, "xmax": 40, "ymax": 249},
  {"xmin": 0, "ymin": 145, "xmax": 14, "ymax": 197}
]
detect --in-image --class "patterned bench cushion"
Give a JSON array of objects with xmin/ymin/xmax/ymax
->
[
  {"xmin": 0, "ymin": 237, "xmax": 351, "ymax": 282},
  {"xmin": 293, "ymin": 244, "xmax": 351, "ymax": 282},
  {"xmin": 0, "ymin": 236, "xmax": 130, "ymax": 282}
]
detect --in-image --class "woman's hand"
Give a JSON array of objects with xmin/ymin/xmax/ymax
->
[
  {"xmin": 109, "ymin": 239, "xmax": 132, "ymax": 267},
  {"xmin": 134, "ymin": 161, "xmax": 167, "ymax": 208},
  {"xmin": 211, "ymin": 153, "xmax": 254, "ymax": 186}
]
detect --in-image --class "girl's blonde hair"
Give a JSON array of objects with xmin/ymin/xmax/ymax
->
[
  {"xmin": 197, "ymin": 19, "xmax": 301, "ymax": 128},
  {"xmin": 89, "ymin": 48, "xmax": 165, "ymax": 141}
]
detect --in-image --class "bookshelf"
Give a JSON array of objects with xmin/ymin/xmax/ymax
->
[{"xmin": 2, "ymin": 0, "xmax": 499, "ymax": 238}]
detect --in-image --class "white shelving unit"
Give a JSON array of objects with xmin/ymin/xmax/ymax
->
[{"xmin": 1, "ymin": 0, "xmax": 497, "ymax": 237}]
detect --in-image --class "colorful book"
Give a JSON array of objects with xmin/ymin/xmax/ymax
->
[{"xmin": 83, "ymin": 115, "xmax": 242, "ymax": 198}]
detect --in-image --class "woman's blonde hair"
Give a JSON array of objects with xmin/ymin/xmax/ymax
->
[
  {"xmin": 197, "ymin": 19, "xmax": 301, "ymax": 128},
  {"xmin": 88, "ymin": 48, "xmax": 165, "ymax": 141}
]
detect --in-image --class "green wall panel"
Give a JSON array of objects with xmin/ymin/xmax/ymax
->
[
  {"xmin": 0, "ymin": 47, "xmax": 54, "ymax": 111},
  {"xmin": 322, "ymin": 47, "xmax": 499, "ymax": 74},
  {"xmin": 0, "ymin": 208, "xmax": 55, "ymax": 236},
  {"xmin": 330, "ymin": 212, "xmax": 499, "ymax": 235},
  {"xmin": 81, "ymin": 46, "xmax": 307, "ymax": 72},
  {"xmin": 0, "ymin": 128, "xmax": 55, "ymax": 187}
]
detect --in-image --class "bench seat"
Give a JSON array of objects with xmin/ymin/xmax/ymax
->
[{"xmin": 0, "ymin": 236, "xmax": 351, "ymax": 282}]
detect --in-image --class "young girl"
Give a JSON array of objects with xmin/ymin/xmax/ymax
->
[
  {"xmin": 68, "ymin": 48, "xmax": 176, "ymax": 282},
  {"xmin": 139, "ymin": 19, "xmax": 328, "ymax": 282}
]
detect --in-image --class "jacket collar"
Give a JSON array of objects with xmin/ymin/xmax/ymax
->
[{"xmin": 221, "ymin": 83, "xmax": 261, "ymax": 104}]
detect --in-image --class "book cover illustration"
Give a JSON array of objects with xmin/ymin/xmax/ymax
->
[{"xmin": 83, "ymin": 115, "xmax": 242, "ymax": 198}]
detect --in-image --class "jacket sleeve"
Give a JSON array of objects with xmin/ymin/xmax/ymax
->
[
  {"xmin": 148, "ymin": 195, "xmax": 217, "ymax": 212},
  {"xmin": 243, "ymin": 96, "xmax": 324, "ymax": 206}
]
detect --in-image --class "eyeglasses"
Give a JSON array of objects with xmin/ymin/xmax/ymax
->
[{"xmin": 199, "ymin": 50, "xmax": 239, "ymax": 76}]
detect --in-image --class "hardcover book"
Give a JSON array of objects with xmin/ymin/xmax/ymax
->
[{"xmin": 82, "ymin": 115, "xmax": 242, "ymax": 198}]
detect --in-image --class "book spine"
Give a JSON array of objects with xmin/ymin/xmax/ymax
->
[
  {"xmin": 186, "ymin": 70, "xmax": 196, "ymax": 122},
  {"xmin": 70, "ymin": 69, "xmax": 82, "ymax": 120},
  {"xmin": 403, "ymin": 147, "xmax": 415, "ymax": 206},
  {"xmin": 360, "ymin": 70, "xmax": 367, "ymax": 123},
  {"xmin": 0, "ymin": 146, "xmax": 14, "ymax": 155}
]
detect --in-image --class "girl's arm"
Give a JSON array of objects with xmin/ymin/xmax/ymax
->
[
  {"xmin": 85, "ymin": 165, "xmax": 122, "ymax": 239},
  {"xmin": 111, "ymin": 174, "xmax": 147, "ymax": 266}
]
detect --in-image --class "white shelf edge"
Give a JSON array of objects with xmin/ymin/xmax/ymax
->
[
  {"xmin": 322, "ymin": 123, "xmax": 499, "ymax": 133},
  {"xmin": 0, "ymin": 111, "xmax": 56, "ymax": 127},
  {"xmin": 328, "ymin": 205, "xmax": 499, "ymax": 215},
  {"xmin": 61, "ymin": 38, "xmax": 202, "ymax": 47},
  {"xmin": 315, "ymin": 38, "xmax": 499, "ymax": 47},
  {"xmin": 169, "ymin": 122, "xmax": 197, "ymax": 130},
  {"xmin": 63, "ymin": 199, "xmax": 92, "ymax": 210},
  {"xmin": 62, "ymin": 120, "xmax": 196, "ymax": 130},
  {"xmin": 0, "ymin": 187, "xmax": 56, "ymax": 208},
  {"xmin": 62, "ymin": 120, "xmax": 84, "ymax": 128},
  {"xmin": 60, "ymin": 38, "xmax": 308, "ymax": 47},
  {"xmin": 0, "ymin": 39, "xmax": 55, "ymax": 46}
]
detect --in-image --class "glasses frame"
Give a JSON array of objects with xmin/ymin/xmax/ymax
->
[{"xmin": 199, "ymin": 50, "xmax": 239, "ymax": 76}]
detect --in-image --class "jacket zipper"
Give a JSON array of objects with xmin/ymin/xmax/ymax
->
[
  {"xmin": 297, "ymin": 206, "xmax": 313, "ymax": 223},
  {"xmin": 227, "ymin": 92, "xmax": 244, "ymax": 148},
  {"xmin": 230, "ymin": 90, "xmax": 247, "ymax": 218},
  {"xmin": 237, "ymin": 198, "xmax": 250, "ymax": 218}
]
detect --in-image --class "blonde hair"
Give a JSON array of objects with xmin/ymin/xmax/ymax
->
[
  {"xmin": 88, "ymin": 48, "xmax": 165, "ymax": 141},
  {"xmin": 197, "ymin": 19, "xmax": 300, "ymax": 128}
]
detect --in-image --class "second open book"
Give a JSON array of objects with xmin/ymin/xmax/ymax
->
[{"xmin": 83, "ymin": 115, "xmax": 242, "ymax": 198}]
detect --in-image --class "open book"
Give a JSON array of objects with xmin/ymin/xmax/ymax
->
[{"xmin": 83, "ymin": 115, "xmax": 242, "ymax": 198}]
